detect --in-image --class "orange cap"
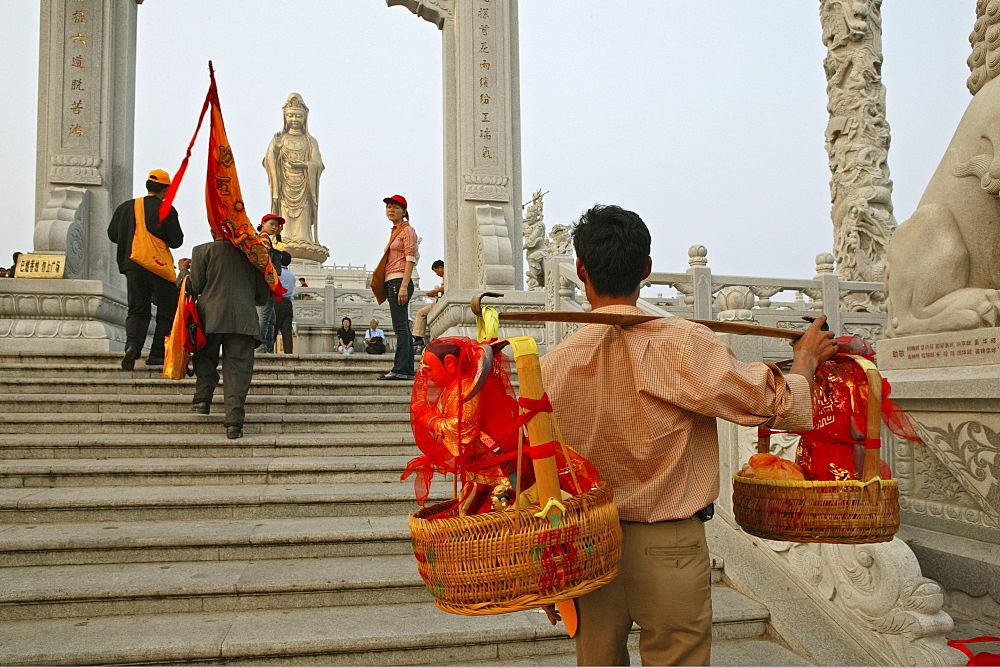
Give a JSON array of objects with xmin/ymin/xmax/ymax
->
[{"xmin": 147, "ymin": 169, "xmax": 171, "ymax": 185}]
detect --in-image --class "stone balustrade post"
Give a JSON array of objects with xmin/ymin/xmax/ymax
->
[
  {"xmin": 814, "ymin": 252, "xmax": 843, "ymax": 335},
  {"xmin": 687, "ymin": 245, "xmax": 713, "ymax": 321}
]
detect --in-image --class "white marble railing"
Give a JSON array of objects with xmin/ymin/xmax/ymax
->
[{"xmin": 543, "ymin": 245, "xmax": 887, "ymax": 362}]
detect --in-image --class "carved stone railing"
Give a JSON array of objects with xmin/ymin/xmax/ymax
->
[
  {"xmin": 293, "ymin": 285, "xmax": 432, "ymax": 354},
  {"xmin": 545, "ymin": 245, "xmax": 887, "ymax": 361}
]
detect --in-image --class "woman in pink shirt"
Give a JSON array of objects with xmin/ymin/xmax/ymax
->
[{"xmin": 380, "ymin": 195, "xmax": 418, "ymax": 380}]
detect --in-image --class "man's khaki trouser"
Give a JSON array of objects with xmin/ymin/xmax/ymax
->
[{"xmin": 575, "ymin": 516, "xmax": 712, "ymax": 666}]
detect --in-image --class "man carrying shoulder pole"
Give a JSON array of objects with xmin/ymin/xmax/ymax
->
[{"xmin": 540, "ymin": 204, "xmax": 837, "ymax": 666}]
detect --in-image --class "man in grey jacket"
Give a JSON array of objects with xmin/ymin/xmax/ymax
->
[{"xmin": 186, "ymin": 236, "xmax": 270, "ymax": 439}]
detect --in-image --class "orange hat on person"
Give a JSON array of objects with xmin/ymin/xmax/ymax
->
[{"xmin": 147, "ymin": 169, "xmax": 171, "ymax": 186}]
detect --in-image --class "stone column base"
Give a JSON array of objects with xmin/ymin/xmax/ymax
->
[
  {"xmin": 427, "ymin": 289, "xmax": 549, "ymax": 349},
  {"xmin": 878, "ymin": 330, "xmax": 1000, "ymax": 625},
  {"xmin": 0, "ymin": 278, "xmax": 128, "ymax": 353}
]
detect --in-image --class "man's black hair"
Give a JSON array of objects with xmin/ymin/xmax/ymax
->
[
  {"xmin": 572, "ymin": 204, "xmax": 651, "ymax": 298},
  {"xmin": 431, "ymin": 259, "xmax": 444, "ymax": 270},
  {"xmin": 279, "ymin": 251, "xmax": 292, "ymax": 267},
  {"xmin": 146, "ymin": 180, "xmax": 168, "ymax": 195},
  {"xmin": 426, "ymin": 339, "xmax": 460, "ymax": 361}
]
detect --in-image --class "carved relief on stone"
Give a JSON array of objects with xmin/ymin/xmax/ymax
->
[
  {"xmin": 522, "ymin": 189, "xmax": 547, "ymax": 290},
  {"xmin": 755, "ymin": 537, "xmax": 962, "ymax": 665},
  {"xmin": 33, "ymin": 187, "xmax": 91, "ymax": 280},
  {"xmin": 714, "ymin": 286, "xmax": 756, "ymax": 322},
  {"xmin": 820, "ymin": 0, "xmax": 897, "ymax": 313},
  {"xmin": 885, "ymin": 0, "xmax": 1000, "ymax": 336},
  {"xmin": 386, "ymin": 0, "xmax": 453, "ymax": 29},
  {"xmin": 547, "ymin": 224, "xmax": 574, "ymax": 256},
  {"xmin": 475, "ymin": 205, "xmax": 516, "ymax": 289},
  {"xmin": 463, "ymin": 174, "xmax": 509, "ymax": 203},
  {"xmin": 49, "ymin": 155, "xmax": 102, "ymax": 186},
  {"xmin": 842, "ymin": 323, "xmax": 884, "ymax": 341},
  {"xmin": 908, "ymin": 417, "xmax": 1000, "ymax": 525}
]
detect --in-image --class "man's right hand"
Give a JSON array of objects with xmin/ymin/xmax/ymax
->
[
  {"xmin": 789, "ymin": 315, "xmax": 838, "ymax": 385},
  {"xmin": 178, "ymin": 258, "xmax": 192, "ymax": 270}
]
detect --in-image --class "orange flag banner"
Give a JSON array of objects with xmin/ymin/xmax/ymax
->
[{"xmin": 162, "ymin": 61, "xmax": 285, "ymax": 300}]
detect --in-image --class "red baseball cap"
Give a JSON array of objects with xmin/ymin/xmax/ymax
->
[
  {"xmin": 261, "ymin": 214, "xmax": 285, "ymax": 225},
  {"xmin": 383, "ymin": 195, "xmax": 407, "ymax": 209}
]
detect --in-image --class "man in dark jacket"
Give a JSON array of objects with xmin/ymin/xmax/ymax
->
[
  {"xmin": 186, "ymin": 236, "xmax": 271, "ymax": 439},
  {"xmin": 107, "ymin": 169, "xmax": 183, "ymax": 370}
]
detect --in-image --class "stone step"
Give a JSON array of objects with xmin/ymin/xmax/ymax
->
[
  {"xmin": 0, "ymin": 515, "xmax": 414, "ymax": 567},
  {"xmin": 3, "ymin": 377, "xmax": 416, "ymax": 397},
  {"xmin": 0, "ymin": 588, "xmax": 763, "ymax": 666},
  {"xmin": 0, "ymin": 556, "xmax": 729, "ymax": 623},
  {"xmin": 0, "ymin": 412, "xmax": 411, "ymax": 435},
  {"xmin": 0, "ymin": 393, "xmax": 410, "ymax": 415},
  {"xmin": 0, "ymin": 432, "xmax": 417, "ymax": 459},
  {"xmin": 0, "ymin": 352, "xmax": 405, "ymax": 368},
  {"xmin": 0, "ymin": 480, "xmax": 442, "ymax": 523},
  {"xmin": 0, "ymin": 455, "xmax": 414, "ymax": 488},
  {"xmin": 466, "ymin": 637, "xmax": 812, "ymax": 666},
  {"xmin": 0, "ymin": 554, "xmax": 429, "ymax": 621},
  {"xmin": 0, "ymin": 361, "xmax": 418, "ymax": 381}
]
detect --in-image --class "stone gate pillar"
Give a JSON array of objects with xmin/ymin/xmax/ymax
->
[
  {"xmin": 0, "ymin": 0, "xmax": 140, "ymax": 353},
  {"xmin": 388, "ymin": 0, "xmax": 546, "ymax": 345},
  {"xmin": 34, "ymin": 0, "xmax": 139, "ymax": 287},
  {"xmin": 388, "ymin": 0, "xmax": 523, "ymax": 292}
]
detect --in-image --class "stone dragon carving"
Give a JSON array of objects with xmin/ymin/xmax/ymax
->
[
  {"xmin": 759, "ymin": 539, "xmax": 962, "ymax": 665},
  {"xmin": 821, "ymin": 0, "xmax": 897, "ymax": 313},
  {"xmin": 885, "ymin": 0, "xmax": 1000, "ymax": 335}
]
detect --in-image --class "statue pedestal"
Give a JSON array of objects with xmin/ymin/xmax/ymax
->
[
  {"xmin": 877, "ymin": 330, "xmax": 1000, "ymax": 624},
  {"xmin": 283, "ymin": 240, "xmax": 329, "ymax": 265},
  {"xmin": 0, "ymin": 278, "xmax": 128, "ymax": 353}
]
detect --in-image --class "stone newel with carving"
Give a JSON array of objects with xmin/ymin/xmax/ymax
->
[{"xmin": 820, "ymin": 0, "xmax": 897, "ymax": 312}]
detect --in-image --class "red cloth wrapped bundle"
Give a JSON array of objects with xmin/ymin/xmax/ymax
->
[{"xmin": 403, "ymin": 336, "xmax": 599, "ymax": 515}]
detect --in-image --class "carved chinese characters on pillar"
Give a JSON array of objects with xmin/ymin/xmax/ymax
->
[
  {"xmin": 476, "ymin": 0, "xmax": 497, "ymax": 169},
  {"xmin": 62, "ymin": 0, "xmax": 99, "ymax": 151}
]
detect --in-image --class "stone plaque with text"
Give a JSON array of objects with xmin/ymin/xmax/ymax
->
[
  {"xmin": 877, "ymin": 327, "xmax": 1000, "ymax": 370},
  {"xmin": 15, "ymin": 254, "xmax": 66, "ymax": 279}
]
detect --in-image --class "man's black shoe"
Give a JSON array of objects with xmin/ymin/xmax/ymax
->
[
  {"xmin": 226, "ymin": 426, "xmax": 243, "ymax": 439},
  {"xmin": 145, "ymin": 357, "xmax": 165, "ymax": 367},
  {"xmin": 191, "ymin": 402, "xmax": 210, "ymax": 415},
  {"xmin": 120, "ymin": 345, "xmax": 140, "ymax": 371}
]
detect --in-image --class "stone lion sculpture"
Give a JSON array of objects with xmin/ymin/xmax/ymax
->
[{"xmin": 885, "ymin": 1, "xmax": 1000, "ymax": 336}]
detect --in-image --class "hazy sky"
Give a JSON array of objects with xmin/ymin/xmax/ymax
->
[{"xmin": 0, "ymin": 1, "xmax": 975, "ymax": 286}]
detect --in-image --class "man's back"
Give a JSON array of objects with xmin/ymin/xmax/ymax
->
[
  {"xmin": 541, "ymin": 305, "xmax": 811, "ymax": 523},
  {"xmin": 190, "ymin": 239, "xmax": 269, "ymax": 337}
]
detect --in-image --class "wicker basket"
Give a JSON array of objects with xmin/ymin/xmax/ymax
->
[
  {"xmin": 732, "ymin": 475, "xmax": 899, "ymax": 543},
  {"xmin": 732, "ymin": 357, "xmax": 900, "ymax": 544},
  {"xmin": 409, "ymin": 482, "xmax": 622, "ymax": 615}
]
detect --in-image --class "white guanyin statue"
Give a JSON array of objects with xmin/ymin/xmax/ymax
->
[{"xmin": 263, "ymin": 93, "xmax": 328, "ymax": 262}]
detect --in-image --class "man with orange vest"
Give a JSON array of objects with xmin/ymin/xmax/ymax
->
[{"xmin": 107, "ymin": 169, "xmax": 184, "ymax": 370}]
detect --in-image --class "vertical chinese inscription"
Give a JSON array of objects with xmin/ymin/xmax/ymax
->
[
  {"xmin": 62, "ymin": 0, "xmax": 99, "ymax": 149},
  {"xmin": 475, "ymin": 0, "xmax": 497, "ymax": 166}
]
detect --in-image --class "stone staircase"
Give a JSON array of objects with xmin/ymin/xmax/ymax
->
[{"xmin": 0, "ymin": 352, "xmax": 811, "ymax": 666}]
